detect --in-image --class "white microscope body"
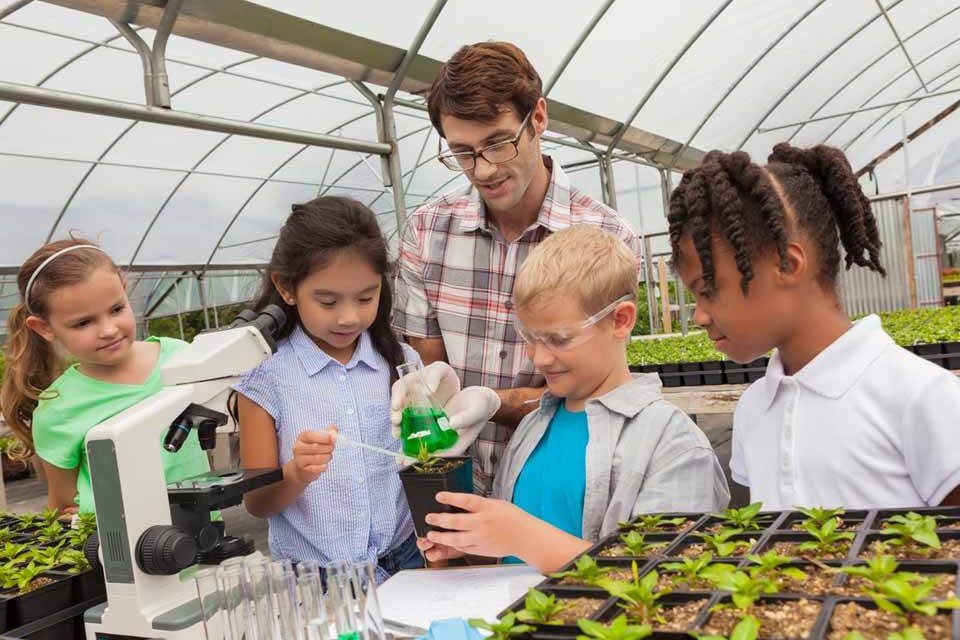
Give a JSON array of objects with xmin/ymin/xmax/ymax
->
[{"xmin": 83, "ymin": 307, "xmax": 285, "ymax": 639}]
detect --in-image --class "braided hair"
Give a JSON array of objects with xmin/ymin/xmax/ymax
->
[{"xmin": 668, "ymin": 142, "xmax": 885, "ymax": 295}]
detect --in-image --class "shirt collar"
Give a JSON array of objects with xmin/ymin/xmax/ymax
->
[
  {"xmin": 756, "ymin": 314, "xmax": 892, "ymax": 411},
  {"xmin": 538, "ymin": 373, "xmax": 664, "ymax": 419},
  {"xmin": 290, "ymin": 324, "xmax": 382, "ymax": 377},
  {"xmin": 457, "ymin": 156, "xmax": 572, "ymax": 234}
]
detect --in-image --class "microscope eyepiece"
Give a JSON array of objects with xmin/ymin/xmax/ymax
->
[{"xmin": 164, "ymin": 417, "xmax": 191, "ymax": 452}]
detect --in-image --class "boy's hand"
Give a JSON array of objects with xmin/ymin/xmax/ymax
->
[
  {"xmin": 416, "ymin": 536, "xmax": 464, "ymax": 563},
  {"xmin": 424, "ymin": 492, "xmax": 528, "ymax": 558},
  {"xmin": 287, "ymin": 427, "xmax": 336, "ymax": 486}
]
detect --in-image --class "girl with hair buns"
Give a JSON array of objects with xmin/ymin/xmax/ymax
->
[{"xmin": 670, "ymin": 142, "xmax": 960, "ymax": 510}]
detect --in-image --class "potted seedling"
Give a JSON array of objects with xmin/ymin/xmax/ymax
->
[
  {"xmin": 704, "ymin": 503, "xmax": 771, "ymax": 533},
  {"xmin": 659, "ymin": 553, "xmax": 735, "ymax": 591},
  {"xmin": 577, "ymin": 614, "xmax": 652, "ymax": 640},
  {"xmin": 598, "ymin": 563, "xmax": 707, "ymax": 632},
  {"xmin": 829, "ymin": 573, "xmax": 960, "ymax": 639},
  {"xmin": 619, "ymin": 513, "xmax": 696, "ymax": 533},
  {"xmin": 398, "ymin": 441, "xmax": 473, "ymax": 538},
  {"xmin": 469, "ymin": 613, "xmax": 534, "ymax": 640},
  {"xmin": 700, "ymin": 570, "xmax": 821, "ymax": 639},
  {"xmin": 599, "ymin": 531, "xmax": 669, "ymax": 559},
  {"xmin": 551, "ymin": 555, "xmax": 627, "ymax": 587},
  {"xmin": 512, "ymin": 588, "xmax": 607, "ymax": 627},
  {"xmin": 682, "ymin": 529, "xmax": 755, "ymax": 558},
  {"xmin": 691, "ymin": 615, "xmax": 759, "ymax": 640},
  {"xmin": 864, "ymin": 512, "xmax": 960, "ymax": 561},
  {"xmin": 788, "ymin": 506, "xmax": 854, "ymax": 531},
  {"xmin": 766, "ymin": 518, "xmax": 855, "ymax": 560},
  {"xmin": 837, "ymin": 555, "xmax": 956, "ymax": 601}
]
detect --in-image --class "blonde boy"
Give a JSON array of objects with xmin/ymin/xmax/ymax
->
[{"xmin": 418, "ymin": 226, "xmax": 729, "ymax": 573}]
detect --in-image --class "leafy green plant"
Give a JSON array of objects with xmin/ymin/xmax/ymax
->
[
  {"xmin": 713, "ymin": 503, "xmax": 766, "ymax": 531},
  {"xmin": 709, "ymin": 571, "xmax": 778, "ymax": 610},
  {"xmin": 620, "ymin": 514, "xmax": 689, "ymax": 532},
  {"xmin": 57, "ymin": 548, "xmax": 90, "ymax": 574},
  {"xmin": 551, "ymin": 555, "xmax": 614, "ymax": 586},
  {"xmin": 618, "ymin": 531, "xmax": 668, "ymax": 557},
  {"xmin": 468, "ymin": 613, "xmax": 535, "ymax": 640},
  {"xmin": 577, "ymin": 614, "xmax": 652, "ymax": 640},
  {"xmin": 515, "ymin": 589, "xmax": 567, "ymax": 625},
  {"xmin": 15, "ymin": 562, "xmax": 48, "ymax": 593},
  {"xmin": 880, "ymin": 513, "xmax": 942, "ymax": 552},
  {"xmin": 0, "ymin": 542, "xmax": 28, "ymax": 562},
  {"xmin": 0, "ymin": 527, "xmax": 17, "ymax": 544},
  {"xmin": 691, "ymin": 615, "xmax": 760, "ymax": 640},
  {"xmin": 411, "ymin": 440, "xmax": 445, "ymax": 473},
  {"xmin": 866, "ymin": 574, "xmax": 960, "ymax": 622},
  {"xmin": 661, "ymin": 553, "xmax": 734, "ymax": 587},
  {"xmin": 744, "ymin": 551, "xmax": 805, "ymax": 584},
  {"xmin": 597, "ymin": 562, "xmax": 670, "ymax": 624},
  {"xmin": 40, "ymin": 507, "xmax": 61, "ymax": 527},
  {"xmin": 838, "ymin": 556, "xmax": 904, "ymax": 590},
  {"xmin": 795, "ymin": 507, "xmax": 845, "ymax": 529},
  {"xmin": 797, "ymin": 518, "xmax": 856, "ymax": 555},
  {"xmin": 693, "ymin": 529, "xmax": 752, "ymax": 557},
  {"xmin": 36, "ymin": 521, "xmax": 64, "ymax": 545},
  {"xmin": 14, "ymin": 514, "xmax": 40, "ymax": 531}
]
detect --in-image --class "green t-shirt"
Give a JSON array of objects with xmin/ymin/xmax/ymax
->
[{"xmin": 32, "ymin": 336, "xmax": 212, "ymax": 514}]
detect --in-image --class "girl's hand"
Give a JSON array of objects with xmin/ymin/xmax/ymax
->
[
  {"xmin": 423, "ymin": 492, "xmax": 528, "ymax": 559},
  {"xmin": 287, "ymin": 427, "xmax": 337, "ymax": 486}
]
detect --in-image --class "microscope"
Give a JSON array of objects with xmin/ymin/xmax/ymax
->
[{"xmin": 82, "ymin": 306, "xmax": 288, "ymax": 639}]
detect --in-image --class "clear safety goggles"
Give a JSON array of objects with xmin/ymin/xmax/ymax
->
[{"xmin": 513, "ymin": 294, "xmax": 633, "ymax": 352}]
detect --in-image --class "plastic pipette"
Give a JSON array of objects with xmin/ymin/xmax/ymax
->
[{"xmin": 334, "ymin": 432, "xmax": 419, "ymax": 465}]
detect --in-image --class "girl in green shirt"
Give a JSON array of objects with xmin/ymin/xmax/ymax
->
[{"xmin": 0, "ymin": 239, "xmax": 210, "ymax": 514}]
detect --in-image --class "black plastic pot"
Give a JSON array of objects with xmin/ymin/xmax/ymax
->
[
  {"xmin": 857, "ymin": 531, "xmax": 960, "ymax": 562},
  {"xmin": 659, "ymin": 364, "xmax": 683, "ymax": 388},
  {"xmin": 915, "ymin": 343, "xmax": 943, "ymax": 357},
  {"xmin": 544, "ymin": 557, "xmax": 636, "ymax": 591},
  {"xmin": 499, "ymin": 586, "xmax": 617, "ymax": 638},
  {"xmin": 722, "ymin": 360, "xmax": 747, "ymax": 384},
  {"xmin": 70, "ymin": 567, "xmax": 105, "ymax": 603},
  {"xmin": 745, "ymin": 357, "xmax": 768, "ymax": 382},
  {"xmin": 618, "ymin": 512, "xmax": 705, "ymax": 535},
  {"xmin": 590, "ymin": 532, "xmax": 678, "ymax": 562},
  {"xmin": 680, "ymin": 362, "xmax": 703, "ymax": 387},
  {"xmin": 597, "ymin": 591, "xmax": 711, "ymax": 634},
  {"xmin": 824, "ymin": 597, "xmax": 960, "ymax": 640},
  {"xmin": 641, "ymin": 558, "xmax": 740, "ymax": 593},
  {"xmin": 701, "ymin": 361, "xmax": 724, "ymax": 385},
  {"xmin": 693, "ymin": 512, "xmax": 780, "ymax": 534},
  {"xmin": 4, "ymin": 572, "xmax": 72, "ymax": 630},
  {"xmin": 835, "ymin": 560, "xmax": 960, "ymax": 599},
  {"xmin": 776, "ymin": 509, "xmax": 869, "ymax": 533},
  {"xmin": 872, "ymin": 506, "xmax": 960, "ymax": 530},
  {"xmin": 669, "ymin": 531, "xmax": 764, "ymax": 560},
  {"xmin": 756, "ymin": 532, "xmax": 855, "ymax": 562},
  {"xmin": 398, "ymin": 456, "xmax": 473, "ymax": 538},
  {"xmin": 699, "ymin": 594, "xmax": 828, "ymax": 640},
  {"xmin": 943, "ymin": 342, "xmax": 960, "ymax": 370}
]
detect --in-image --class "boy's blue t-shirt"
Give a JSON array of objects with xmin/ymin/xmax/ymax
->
[{"xmin": 505, "ymin": 403, "xmax": 589, "ymax": 564}]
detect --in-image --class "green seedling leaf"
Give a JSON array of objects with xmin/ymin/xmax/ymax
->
[
  {"xmin": 516, "ymin": 588, "xmax": 566, "ymax": 625},
  {"xmin": 551, "ymin": 555, "xmax": 614, "ymax": 585},
  {"xmin": 577, "ymin": 615, "xmax": 652, "ymax": 640}
]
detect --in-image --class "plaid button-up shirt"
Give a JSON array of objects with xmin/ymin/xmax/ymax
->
[{"xmin": 393, "ymin": 157, "xmax": 643, "ymax": 496}]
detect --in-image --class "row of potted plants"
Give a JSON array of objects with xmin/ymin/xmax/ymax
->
[
  {"xmin": 0, "ymin": 509, "xmax": 101, "ymax": 632},
  {"xmin": 472, "ymin": 504, "xmax": 960, "ymax": 640}
]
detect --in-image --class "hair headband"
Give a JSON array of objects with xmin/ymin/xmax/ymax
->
[{"xmin": 24, "ymin": 244, "xmax": 105, "ymax": 315}]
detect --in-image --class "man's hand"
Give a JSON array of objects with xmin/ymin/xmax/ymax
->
[
  {"xmin": 390, "ymin": 361, "xmax": 461, "ymax": 438},
  {"xmin": 423, "ymin": 492, "xmax": 530, "ymax": 559},
  {"xmin": 286, "ymin": 428, "xmax": 336, "ymax": 486}
]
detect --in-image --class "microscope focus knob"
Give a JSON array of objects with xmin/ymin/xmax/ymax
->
[
  {"xmin": 84, "ymin": 531, "xmax": 101, "ymax": 572},
  {"xmin": 137, "ymin": 525, "xmax": 198, "ymax": 575}
]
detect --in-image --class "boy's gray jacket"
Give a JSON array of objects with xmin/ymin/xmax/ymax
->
[{"xmin": 492, "ymin": 374, "xmax": 730, "ymax": 542}]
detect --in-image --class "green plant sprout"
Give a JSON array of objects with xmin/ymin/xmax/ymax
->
[
  {"xmin": 691, "ymin": 615, "xmax": 760, "ymax": 640},
  {"xmin": 515, "ymin": 589, "xmax": 567, "ymax": 625},
  {"xmin": 15, "ymin": 562, "xmax": 48, "ymax": 593},
  {"xmin": 693, "ymin": 529, "xmax": 751, "ymax": 557},
  {"xmin": 14, "ymin": 514, "xmax": 40, "ymax": 531},
  {"xmin": 36, "ymin": 521, "xmax": 64, "ymax": 545},
  {"xmin": 713, "ymin": 503, "xmax": 766, "ymax": 531},
  {"xmin": 411, "ymin": 440, "xmax": 445, "ymax": 473},
  {"xmin": 708, "ymin": 571, "xmax": 778, "ymax": 610},
  {"xmin": 744, "ymin": 551, "xmax": 806, "ymax": 584},
  {"xmin": 40, "ymin": 507, "xmax": 61, "ymax": 527},
  {"xmin": 864, "ymin": 574, "xmax": 960, "ymax": 625},
  {"xmin": 0, "ymin": 527, "xmax": 17, "ymax": 544},
  {"xmin": 468, "ymin": 613, "xmax": 535, "ymax": 640},
  {"xmin": 837, "ymin": 556, "xmax": 911, "ymax": 590},
  {"xmin": 57, "ymin": 548, "xmax": 90, "ymax": 574},
  {"xmin": 795, "ymin": 507, "xmax": 845, "ymax": 529},
  {"xmin": 597, "ymin": 562, "xmax": 670, "ymax": 624},
  {"xmin": 0, "ymin": 542, "xmax": 28, "ymax": 562},
  {"xmin": 661, "ymin": 553, "xmax": 734, "ymax": 588},
  {"xmin": 618, "ymin": 531, "xmax": 668, "ymax": 557},
  {"xmin": 551, "ymin": 555, "xmax": 614, "ymax": 586},
  {"xmin": 880, "ymin": 513, "xmax": 942, "ymax": 552},
  {"xmin": 620, "ymin": 514, "xmax": 689, "ymax": 532},
  {"xmin": 577, "ymin": 614, "xmax": 652, "ymax": 640},
  {"xmin": 845, "ymin": 631, "xmax": 927, "ymax": 640},
  {"xmin": 797, "ymin": 518, "xmax": 856, "ymax": 555}
]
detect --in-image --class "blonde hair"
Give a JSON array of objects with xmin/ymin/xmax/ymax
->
[
  {"xmin": 1, "ymin": 238, "xmax": 118, "ymax": 458},
  {"xmin": 514, "ymin": 225, "xmax": 638, "ymax": 315}
]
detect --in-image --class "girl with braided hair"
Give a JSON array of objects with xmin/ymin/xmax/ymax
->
[{"xmin": 670, "ymin": 142, "xmax": 960, "ymax": 510}]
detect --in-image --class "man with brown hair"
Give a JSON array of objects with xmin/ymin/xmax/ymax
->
[{"xmin": 392, "ymin": 41, "xmax": 642, "ymax": 496}]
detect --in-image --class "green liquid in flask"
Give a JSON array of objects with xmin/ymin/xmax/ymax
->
[{"xmin": 400, "ymin": 406, "xmax": 458, "ymax": 456}]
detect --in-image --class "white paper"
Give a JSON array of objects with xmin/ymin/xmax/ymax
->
[{"xmin": 377, "ymin": 564, "xmax": 545, "ymax": 630}]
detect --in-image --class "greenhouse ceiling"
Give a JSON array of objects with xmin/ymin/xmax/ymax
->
[{"xmin": 3, "ymin": 0, "xmax": 960, "ymax": 323}]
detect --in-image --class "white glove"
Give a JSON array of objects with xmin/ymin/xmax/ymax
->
[
  {"xmin": 390, "ymin": 361, "xmax": 461, "ymax": 439},
  {"xmin": 436, "ymin": 386, "xmax": 502, "ymax": 457}
]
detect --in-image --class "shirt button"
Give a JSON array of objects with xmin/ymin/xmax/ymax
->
[
  {"xmin": 490, "ymin": 454, "xmax": 498, "ymax": 464},
  {"xmin": 498, "ymin": 350, "xmax": 507, "ymax": 359},
  {"xmin": 357, "ymin": 476, "xmax": 365, "ymax": 484},
  {"xmin": 347, "ymin": 408, "xmax": 354, "ymax": 415},
  {"xmin": 504, "ymin": 300, "xmax": 513, "ymax": 310},
  {"xmin": 339, "ymin": 374, "xmax": 346, "ymax": 382}
]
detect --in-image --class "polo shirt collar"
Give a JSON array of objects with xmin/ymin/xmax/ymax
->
[
  {"xmin": 538, "ymin": 373, "xmax": 664, "ymax": 419},
  {"xmin": 290, "ymin": 324, "xmax": 382, "ymax": 377},
  {"xmin": 757, "ymin": 314, "xmax": 891, "ymax": 411},
  {"xmin": 457, "ymin": 156, "xmax": 572, "ymax": 234}
]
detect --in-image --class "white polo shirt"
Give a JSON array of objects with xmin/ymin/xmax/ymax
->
[{"xmin": 731, "ymin": 314, "xmax": 960, "ymax": 510}]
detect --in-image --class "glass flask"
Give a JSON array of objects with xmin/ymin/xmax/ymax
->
[{"xmin": 396, "ymin": 361, "xmax": 458, "ymax": 457}]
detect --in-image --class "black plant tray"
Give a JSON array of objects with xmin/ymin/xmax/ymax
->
[
  {"xmin": 2, "ymin": 572, "xmax": 72, "ymax": 630},
  {"xmin": 500, "ymin": 586, "xmax": 617, "ymax": 639},
  {"xmin": 618, "ymin": 512, "xmax": 707, "ymax": 535},
  {"xmin": 588, "ymin": 532, "xmax": 678, "ymax": 562},
  {"xmin": 776, "ymin": 510, "xmax": 870, "ymax": 533},
  {"xmin": 822, "ymin": 596, "xmax": 960, "ymax": 640}
]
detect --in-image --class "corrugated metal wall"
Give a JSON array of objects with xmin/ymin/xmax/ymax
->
[
  {"xmin": 839, "ymin": 198, "xmax": 912, "ymax": 316},
  {"xmin": 911, "ymin": 207, "xmax": 942, "ymax": 307}
]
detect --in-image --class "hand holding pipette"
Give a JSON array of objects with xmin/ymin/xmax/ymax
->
[{"xmin": 334, "ymin": 431, "xmax": 419, "ymax": 466}]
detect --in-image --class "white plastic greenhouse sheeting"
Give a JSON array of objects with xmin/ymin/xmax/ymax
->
[{"xmin": 2, "ymin": 0, "xmax": 960, "ymax": 326}]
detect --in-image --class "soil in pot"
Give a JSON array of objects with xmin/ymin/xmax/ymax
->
[
  {"xmin": 554, "ymin": 566, "xmax": 634, "ymax": 587},
  {"xmin": 679, "ymin": 537, "xmax": 759, "ymax": 559},
  {"xmin": 701, "ymin": 598, "xmax": 821, "ymax": 639},
  {"xmin": 622, "ymin": 598, "xmax": 709, "ymax": 632},
  {"xmin": 769, "ymin": 539, "xmax": 852, "ymax": 560},
  {"xmin": 777, "ymin": 565, "xmax": 844, "ymax": 596},
  {"xmin": 864, "ymin": 537, "xmax": 960, "ymax": 560},
  {"xmin": 827, "ymin": 601, "xmax": 953, "ymax": 640},
  {"xmin": 554, "ymin": 596, "xmax": 606, "ymax": 623},
  {"xmin": 789, "ymin": 517, "xmax": 861, "ymax": 532},
  {"xmin": 840, "ymin": 572, "xmax": 957, "ymax": 600}
]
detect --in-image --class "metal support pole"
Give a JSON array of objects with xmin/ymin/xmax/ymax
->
[
  {"xmin": 0, "ymin": 0, "xmax": 34, "ymax": 19},
  {"xmin": 110, "ymin": 22, "xmax": 157, "ymax": 106},
  {"xmin": 660, "ymin": 170, "xmax": 686, "ymax": 334},
  {"xmin": 197, "ymin": 272, "xmax": 210, "ymax": 331},
  {"xmin": 0, "ymin": 80, "xmax": 391, "ymax": 153},
  {"xmin": 875, "ymin": 0, "xmax": 928, "ymax": 93},
  {"xmin": 173, "ymin": 278, "xmax": 185, "ymax": 341},
  {"xmin": 602, "ymin": 155, "xmax": 618, "ymax": 209},
  {"xmin": 634, "ymin": 164, "xmax": 657, "ymax": 335},
  {"xmin": 149, "ymin": 0, "xmax": 182, "ymax": 107},
  {"xmin": 544, "ymin": 0, "xmax": 616, "ymax": 96}
]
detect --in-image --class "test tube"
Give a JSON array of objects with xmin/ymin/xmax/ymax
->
[
  {"xmin": 351, "ymin": 561, "xmax": 386, "ymax": 640},
  {"xmin": 270, "ymin": 560, "xmax": 305, "ymax": 640},
  {"xmin": 326, "ymin": 562, "xmax": 360, "ymax": 640},
  {"xmin": 244, "ymin": 557, "xmax": 277, "ymax": 640},
  {"xmin": 194, "ymin": 567, "xmax": 224, "ymax": 640},
  {"xmin": 297, "ymin": 561, "xmax": 328, "ymax": 640},
  {"xmin": 217, "ymin": 565, "xmax": 250, "ymax": 640}
]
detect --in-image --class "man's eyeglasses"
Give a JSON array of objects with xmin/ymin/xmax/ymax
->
[
  {"xmin": 514, "ymin": 294, "xmax": 634, "ymax": 352},
  {"xmin": 437, "ymin": 112, "xmax": 532, "ymax": 172}
]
